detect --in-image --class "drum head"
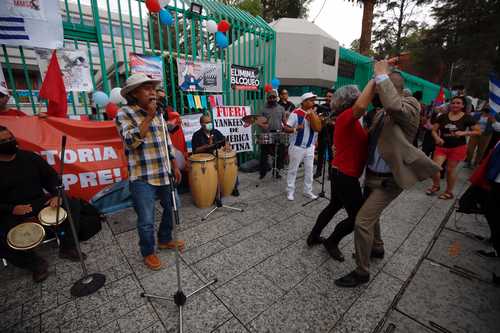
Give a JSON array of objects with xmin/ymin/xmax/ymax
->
[
  {"xmin": 189, "ymin": 153, "xmax": 215, "ymax": 162},
  {"xmin": 217, "ymin": 149, "xmax": 236, "ymax": 159},
  {"xmin": 7, "ymin": 223, "xmax": 45, "ymax": 250},
  {"xmin": 38, "ymin": 206, "xmax": 67, "ymax": 226}
]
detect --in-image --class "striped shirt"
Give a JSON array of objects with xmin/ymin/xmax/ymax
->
[
  {"xmin": 287, "ymin": 108, "xmax": 318, "ymax": 148},
  {"xmin": 115, "ymin": 106, "xmax": 174, "ymax": 186}
]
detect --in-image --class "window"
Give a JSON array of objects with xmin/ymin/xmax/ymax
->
[
  {"xmin": 323, "ymin": 47, "xmax": 336, "ymax": 66},
  {"xmin": 338, "ymin": 59, "xmax": 356, "ymax": 79}
]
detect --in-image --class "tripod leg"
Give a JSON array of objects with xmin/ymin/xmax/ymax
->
[
  {"xmin": 202, "ymin": 207, "xmax": 219, "ymax": 221},
  {"xmin": 222, "ymin": 205, "xmax": 244, "ymax": 212}
]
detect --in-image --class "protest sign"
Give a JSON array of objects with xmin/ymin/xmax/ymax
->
[
  {"xmin": 36, "ymin": 48, "xmax": 93, "ymax": 92},
  {"xmin": 180, "ymin": 113, "xmax": 203, "ymax": 152},
  {"xmin": 230, "ymin": 65, "xmax": 260, "ymax": 91},
  {"xmin": 177, "ymin": 58, "xmax": 222, "ymax": 93},
  {"xmin": 212, "ymin": 106, "xmax": 253, "ymax": 152},
  {"xmin": 130, "ymin": 53, "xmax": 163, "ymax": 82}
]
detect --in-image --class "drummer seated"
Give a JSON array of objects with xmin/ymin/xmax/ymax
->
[
  {"xmin": 0, "ymin": 126, "xmax": 86, "ymax": 283},
  {"xmin": 191, "ymin": 115, "xmax": 239, "ymax": 196}
]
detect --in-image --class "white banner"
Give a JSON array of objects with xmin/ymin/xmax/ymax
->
[
  {"xmin": 180, "ymin": 113, "xmax": 203, "ymax": 152},
  {"xmin": 0, "ymin": 0, "xmax": 63, "ymax": 49},
  {"xmin": 36, "ymin": 48, "xmax": 93, "ymax": 92},
  {"xmin": 177, "ymin": 58, "xmax": 223, "ymax": 93},
  {"xmin": 212, "ymin": 106, "xmax": 253, "ymax": 153}
]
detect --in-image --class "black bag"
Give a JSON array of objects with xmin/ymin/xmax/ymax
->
[
  {"xmin": 78, "ymin": 199, "xmax": 104, "ymax": 241},
  {"xmin": 457, "ymin": 185, "xmax": 487, "ymax": 214}
]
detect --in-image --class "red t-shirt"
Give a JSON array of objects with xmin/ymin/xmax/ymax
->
[
  {"xmin": 0, "ymin": 108, "xmax": 27, "ymax": 116},
  {"xmin": 332, "ymin": 108, "xmax": 368, "ymax": 177}
]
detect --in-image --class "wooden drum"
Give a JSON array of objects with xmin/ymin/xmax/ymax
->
[
  {"xmin": 217, "ymin": 149, "xmax": 238, "ymax": 197},
  {"xmin": 7, "ymin": 222, "xmax": 46, "ymax": 250},
  {"xmin": 188, "ymin": 153, "xmax": 218, "ymax": 208}
]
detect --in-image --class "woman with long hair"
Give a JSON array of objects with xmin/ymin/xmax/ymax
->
[{"xmin": 426, "ymin": 96, "xmax": 481, "ymax": 199}]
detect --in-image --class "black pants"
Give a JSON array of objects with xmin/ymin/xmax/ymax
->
[
  {"xmin": 484, "ymin": 183, "xmax": 500, "ymax": 253},
  {"xmin": 316, "ymin": 126, "xmax": 333, "ymax": 175},
  {"xmin": 0, "ymin": 197, "xmax": 81, "ymax": 271},
  {"xmin": 310, "ymin": 168, "xmax": 364, "ymax": 247},
  {"xmin": 422, "ymin": 129, "xmax": 435, "ymax": 157},
  {"xmin": 259, "ymin": 143, "xmax": 285, "ymax": 176}
]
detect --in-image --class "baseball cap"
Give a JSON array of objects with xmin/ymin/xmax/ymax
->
[{"xmin": 300, "ymin": 92, "xmax": 317, "ymax": 103}]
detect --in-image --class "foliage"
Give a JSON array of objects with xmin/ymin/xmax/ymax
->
[
  {"xmin": 261, "ymin": 0, "xmax": 313, "ymax": 22},
  {"xmin": 220, "ymin": 0, "xmax": 262, "ymax": 17}
]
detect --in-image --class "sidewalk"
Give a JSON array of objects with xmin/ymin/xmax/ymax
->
[{"xmin": 1, "ymin": 166, "xmax": 498, "ymax": 333}]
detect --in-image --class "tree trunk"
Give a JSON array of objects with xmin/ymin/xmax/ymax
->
[{"xmin": 359, "ymin": 0, "xmax": 376, "ymax": 55}]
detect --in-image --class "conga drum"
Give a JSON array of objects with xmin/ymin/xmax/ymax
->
[
  {"xmin": 217, "ymin": 150, "xmax": 238, "ymax": 197},
  {"xmin": 188, "ymin": 153, "xmax": 218, "ymax": 208},
  {"xmin": 38, "ymin": 206, "xmax": 67, "ymax": 226},
  {"xmin": 7, "ymin": 222, "xmax": 46, "ymax": 250}
]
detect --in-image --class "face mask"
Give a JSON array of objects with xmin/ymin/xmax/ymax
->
[
  {"xmin": 204, "ymin": 123, "xmax": 213, "ymax": 131},
  {"xmin": 0, "ymin": 139, "xmax": 18, "ymax": 156}
]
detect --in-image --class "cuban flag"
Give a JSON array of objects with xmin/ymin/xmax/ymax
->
[
  {"xmin": 490, "ymin": 74, "xmax": 500, "ymax": 114},
  {"xmin": 0, "ymin": 17, "xmax": 29, "ymax": 42}
]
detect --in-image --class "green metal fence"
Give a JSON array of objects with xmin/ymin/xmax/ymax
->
[{"xmin": 0, "ymin": 0, "xmax": 275, "ymax": 122}]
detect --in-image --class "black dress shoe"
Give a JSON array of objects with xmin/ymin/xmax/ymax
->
[
  {"xmin": 231, "ymin": 188, "xmax": 240, "ymax": 197},
  {"xmin": 59, "ymin": 248, "xmax": 88, "ymax": 262},
  {"xmin": 313, "ymin": 172, "xmax": 321, "ymax": 179},
  {"xmin": 259, "ymin": 173, "xmax": 266, "ymax": 180},
  {"xmin": 335, "ymin": 270, "xmax": 370, "ymax": 288},
  {"xmin": 32, "ymin": 267, "xmax": 49, "ymax": 283},
  {"xmin": 323, "ymin": 243, "xmax": 345, "ymax": 262},
  {"xmin": 306, "ymin": 234, "xmax": 325, "ymax": 247},
  {"xmin": 274, "ymin": 172, "xmax": 282, "ymax": 179}
]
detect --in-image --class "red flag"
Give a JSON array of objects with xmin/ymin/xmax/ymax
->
[
  {"xmin": 434, "ymin": 86, "xmax": 445, "ymax": 105},
  {"xmin": 39, "ymin": 50, "xmax": 67, "ymax": 117}
]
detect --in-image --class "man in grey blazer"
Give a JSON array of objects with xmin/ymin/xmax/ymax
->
[{"xmin": 335, "ymin": 59, "xmax": 441, "ymax": 287}]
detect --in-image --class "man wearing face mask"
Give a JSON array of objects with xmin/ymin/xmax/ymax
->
[
  {"xmin": 257, "ymin": 90, "xmax": 286, "ymax": 179},
  {"xmin": 0, "ymin": 126, "xmax": 86, "ymax": 282},
  {"xmin": 191, "ymin": 114, "xmax": 240, "ymax": 196}
]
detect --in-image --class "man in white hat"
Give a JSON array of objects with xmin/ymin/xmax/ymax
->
[
  {"xmin": 115, "ymin": 73, "xmax": 184, "ymax": 271},
  {"xmin": 0, "ymin": 81, "xmax": 26, "ymax": 117},
  {"xmin": 283, "ymin": 92, "xmax": 320, "ymax": 201}
]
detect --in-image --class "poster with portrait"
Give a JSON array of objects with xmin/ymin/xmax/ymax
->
[
  {"xmin": 177, "ymin": 58, "xmax": 222, "ymax": 93},
  {"xmin": 36, "ymin": 48, "xmax": 93, "ymax": 92},
  {"xmin": 129, "ymin": 53, "xmax": 163, "ymax": 82}
]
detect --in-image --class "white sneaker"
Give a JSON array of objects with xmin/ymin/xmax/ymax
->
[
  {"xmin": 304, "ymin": 192, "xmax": 318, "ymax": 199},
  {"xmin": 287, "ymin": 192, "xmax": 295, "ymax": 201}
]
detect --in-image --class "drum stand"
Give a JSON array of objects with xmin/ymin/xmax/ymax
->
[
  {"xmin": 303, "ymin": 147, "xmax": 330, "ymax": 207},
  {"xmin": 202, "ymin": 147, "xmax": 243, "ymax": 221},
  {"xmin": 56, "ymin": 136, "xmax": 106, "ymax": 297},
  {"xmin": 141, "ymin": 116, "xmax": 217, "ymax": 333}
]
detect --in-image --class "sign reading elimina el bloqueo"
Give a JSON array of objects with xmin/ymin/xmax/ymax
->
[
  {"xmin": 230, "ymin": 65, "xmax": 260, "ymax": 91},
  {"xmin": 212, "ymin": 106, "xmax": 253, "ymax": 152}
]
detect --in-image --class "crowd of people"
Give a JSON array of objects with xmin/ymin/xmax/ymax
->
[{"xmin": 1, "ymin": 59, "xmax": 499, "ymax": 287}]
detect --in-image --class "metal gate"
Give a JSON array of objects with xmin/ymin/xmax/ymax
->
[{"xmin": 1, "ymin": 0, "xmax": 276, "ymax": 120}]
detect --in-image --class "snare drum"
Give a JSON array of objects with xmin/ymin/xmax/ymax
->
[
  {"xmin": 38, "ymin": 206, "xmax": 67, "ymax": 226},
  {"xmin": 188, "ymin": 153, "xmax": 218, "ymax": 208},
  {"xmin": 7, "ymin": 222, "xmax": 46, "ymax": 250},
  {"xmin": 217, "ymin": 149, "xmax": 238, "ymax": 197},
  {"xmin": 256, "ymin": 133, "xmax": 274, "ymax": 145}
]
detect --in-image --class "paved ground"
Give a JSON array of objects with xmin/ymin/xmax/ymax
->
[{"xmin": 1, "ymin": 165, "xmax": 499, "ymax": 333}]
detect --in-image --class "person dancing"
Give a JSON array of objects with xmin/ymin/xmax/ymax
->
[{"xmin": 307, "ymin": 83, "xmax": 374, "ymax": 261}]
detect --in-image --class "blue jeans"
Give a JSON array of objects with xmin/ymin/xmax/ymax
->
[{"xmin": 130, "ymin": 180, "xmax": 174, "ymax": 257}]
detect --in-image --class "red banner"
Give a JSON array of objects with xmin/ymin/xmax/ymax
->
[{"xmin": 0, "ymin": 116, "xmax": 128, "ymax": 201}]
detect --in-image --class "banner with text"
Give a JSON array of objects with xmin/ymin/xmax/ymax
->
[
  {"xmin": 0, "ymin": 116, "xmax": 128, "ymax": 201},
  {"xmin": 230, "ymin": 65, "xmax": 260, "ymax": 91},
  {"xmin": 212, "ymin": 106, "xmax": 253, "ymax": 153},
  {"xmin": 180, "ymin": 113, "xmax": 203, "ymax": 152}
]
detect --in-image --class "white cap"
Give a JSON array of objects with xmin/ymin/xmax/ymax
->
[
  {"xmin": 300, "ymin": 92, "xmax": 317, "ymax": 103},
  {"xmin": 121, "ymin": 73, "xmax": 161, "ymax": 97}
]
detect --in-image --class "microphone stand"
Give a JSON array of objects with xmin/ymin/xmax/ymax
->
[
  {"xmin": 201, "ymin": 140, "xmax": 243, "ymax": 221},
  {"xmin": 56, "ymin": 136, "xmax": 106, "ymax": 297},
  {"xmin": 303, "ymin": 145, "xmax": 330, "ymax": 207},
  {"xmin": 140, "ymin": 116, "xmax": 217, "ymax": 333}
]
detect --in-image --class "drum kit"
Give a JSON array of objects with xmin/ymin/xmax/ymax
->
[{"xmin": 6, "ymin": 206, "xmax": 66, "ymax": 251}]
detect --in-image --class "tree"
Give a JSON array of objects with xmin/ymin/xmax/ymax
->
[
  {"xmin": 371, "ymin": 0, "xmax": 431, "ymax": 57},
  {"xmin": 261, "ymin": 0, "xmax": 312, "ymax": 22},
  {"xmin": 410, "ymin": 0, "xmax": 500, "ymax": 97},
  {"xmin": 220, "ymin": 0, "xmax": 262, "ymax": 17},
  {"xmin": 358, "ymin": 0, "xmax": 377, "ymax": 56}
]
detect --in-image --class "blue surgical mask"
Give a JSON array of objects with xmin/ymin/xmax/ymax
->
[{"xmin": 205, "ymin": 123, "xmax": 213, "ymax": 131}]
